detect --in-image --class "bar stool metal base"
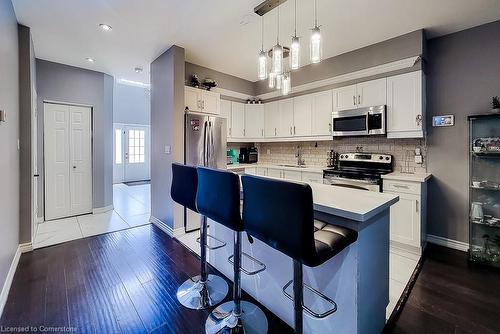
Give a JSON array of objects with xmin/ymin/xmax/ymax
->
[
  {"xmin": 205, "ymin": 301, "xmax": 268, "ymax": 334},
  {"xmin": 176, "ymin": 274, "xmax": 228, "ymax": 310}
]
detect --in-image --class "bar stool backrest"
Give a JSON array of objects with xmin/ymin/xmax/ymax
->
[
  {"xmin": 171, "ymin": 163, "xmax": 198, "ymax": 213},
  {"xmin": 241, "ymin": 175, "xmax": 316, "ymax": 263},
  {"xmin": 197, "ymin": 167, "xmax": 243, "ymax": 231}
]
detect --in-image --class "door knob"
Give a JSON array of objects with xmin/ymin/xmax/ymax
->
[{"xmin": 73, "ymin": 166, "xmax": 76, "ymax": 169}]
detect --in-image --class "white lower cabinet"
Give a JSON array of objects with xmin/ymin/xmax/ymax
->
[
  {"xmin": 266, "ymin": 168, "xmax": 282, "ymax": 178},
  {"xmin": 243, "ymin": 166, "xmax": 323, "ymax": 184},
  {"xmin": 282, "ymin": 170, "xmax": 302, "ymax": 181},
  {"xmin": 302, "ymin": 171, "xmax": 324, "ymax": 183},
  {"xmin": 383, "ymin": 179, "xmax": 427, "ymax": 255}
]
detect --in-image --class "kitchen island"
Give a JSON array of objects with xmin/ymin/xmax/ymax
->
[{"xmin": 206, "ymin": 180, "xmax": 399, "ymax": 334}]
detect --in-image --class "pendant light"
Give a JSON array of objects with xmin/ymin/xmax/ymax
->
[
  {"xmin": 272, "ymin": 0, "xmax": 283, "ymax": 75},
  {"xmin": 268, "ymin": 72, "xmax": 276, "ymax": 88},
  {"xmin": 258, "ymin": 17, "xmax": 268, "ymax": 80},
  {"xmin": 282, "ymin": 72, "xmax": 291, "ymax": 95},
  {"xmin": 310, "ymin": 0, "xmax": 322, "ymax": 64},
  {"xmin": 290, "ymin": 0, "xmax": 300, "ymax": 70},
  {"xmin": 276, "ymin": 73, "xmax": 283, "ymax": 90}
]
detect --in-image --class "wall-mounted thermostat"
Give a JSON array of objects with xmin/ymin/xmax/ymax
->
[{"xmin": 432, "ymin": 115, "xmax": 454, "ymax": 127}]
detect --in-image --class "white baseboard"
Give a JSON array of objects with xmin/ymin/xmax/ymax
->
[
  {"xmin": 19, "ymin": 242, "xmax": 33, "ymax": 253},
  {"xmin": 93, "ymin": 205, "xmax": 114, "ymax": 214},
  {"xmin": 426, "ymin": 234, "xmax": 469, "ymax": 252},
  {"xmin": 150, "ymin": 215, "xmax": 184, "ymax": 238},
  {"xmin": 0, "ymin": 246, "xmax": 22, "ymax": 317}
]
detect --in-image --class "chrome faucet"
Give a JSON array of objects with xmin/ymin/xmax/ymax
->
[{"xmin": 296, "ymin": 146, "xmax": 305, "ymax": 166}]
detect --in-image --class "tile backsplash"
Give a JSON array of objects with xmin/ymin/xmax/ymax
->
[{"xmin": 251, "ymin": 137, "xmax": 427, "ymax": 174}]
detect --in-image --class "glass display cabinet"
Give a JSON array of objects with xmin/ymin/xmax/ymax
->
[{"xmin": 468, "ymin": 113, "xmax": 500, "ymax": 268}]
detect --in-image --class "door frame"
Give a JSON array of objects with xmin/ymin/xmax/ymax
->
[
  {"xmin": 113, "ymin": 122, "xmax": 151, "ymax": 183},
  {"xmin": 42, "ymin": 100, "xmax": 94, "ymax": 221}
]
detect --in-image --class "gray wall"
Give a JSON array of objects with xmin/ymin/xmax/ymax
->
[
  {"xmin": 36, "ymin": 59, "xmax": 114, "ymax": 217},
  {"xmin": 186, "ymin": 62, "xmax": 255, "ymax": 96},
  {"xmin": 18, "ymin": 24, "xmax": 36, "ymax": 243},
  {"xmin": 0, "ymin": 0, "xmax": 20, "ymax": 296},
  {"xmin": 151, "ymin": 45, "xmax": 185, "ymax": 230},
  {"xmin": 426, "ymin": 20, "xmax": 500, "ymax": 243},
  {"xmin": 255, "ymin": 30, "xmax": 425, "ymax": 96},
  {"xmin": 113, "ymin": 82, "xmax": 150, "ymax": 125}
]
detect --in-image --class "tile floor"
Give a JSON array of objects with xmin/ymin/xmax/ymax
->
[{"xmin": 34, "ymin": 183, "xmax": 151, "ymax": 249}]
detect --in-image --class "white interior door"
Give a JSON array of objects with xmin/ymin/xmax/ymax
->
[
  {"xmin": 124, "ymin": 125, "xmax": 150, "ymax": 182},
  {"xmin": 32, "ymin": 89, "xmax": 38, "ymax": 238},
  {"xmin": 113, "ymin": 124, "xmax": 125, "ymax": 183},
  {"xmin": 44, "ymin": 103, "xmax": 92, "ymax": 220}
]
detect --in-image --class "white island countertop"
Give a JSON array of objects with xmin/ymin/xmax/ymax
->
[
  {"xmin": 381, "ymin": 172, "xmax": 432, "ymax": 183},
  {"xmin": 309, "ymin": 182, "xmax": 399, "ymax": 222}
]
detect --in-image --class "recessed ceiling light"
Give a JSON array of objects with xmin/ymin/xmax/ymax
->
[
  {"xmin": 86, "ymin": 57, "xmax": 95, "ymax": 63},
  {"xmin": 99, "ymin": 23, "xmax": 112, "ymax": 31},
  {"xmin": 134, "ymin": 66, "xmax": 143, "ymax": 73}
]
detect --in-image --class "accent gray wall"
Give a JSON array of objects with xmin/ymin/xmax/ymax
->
[
  {"xmin": 426, "ymin": 20, "xmax": 500, "ymax": 243},
  {"xmin": 0, "ymin": 0, "xmax": 20, "ymax": 298},
  {"xmin": 151, "ymin": 45, "xmax": 185, "ymax": 230},
  {"xmin": 36, "ymin": 59, "xmax": 114, "ymax": 217},
  {"xmin": 255, "ymin": 30, "xmax": 425, "ymax": 95},
  {"xmin": 113, "ymin": 83, "xmax": 150, "ymax": 125},
  {"xmin": 186, "ymin": 62, "xmax": 255, "ymax": 96},
  {"xmin": 18, "ymin": 24, "xmax": 36, "ymax": 243}
]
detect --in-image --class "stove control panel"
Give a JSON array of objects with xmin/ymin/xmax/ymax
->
[{"xmin": 339, "ymin": 153, "xmax": 392, "ymax": 164}]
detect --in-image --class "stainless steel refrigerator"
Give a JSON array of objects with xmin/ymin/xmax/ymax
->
[{"xmin": 184, "ymin": 112, "xmax": 227, "ymax": 232}]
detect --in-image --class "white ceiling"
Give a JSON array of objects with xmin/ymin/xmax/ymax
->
[{"xmin": 12, "ymin": 0, "xmax": 500, "ymax": 84}]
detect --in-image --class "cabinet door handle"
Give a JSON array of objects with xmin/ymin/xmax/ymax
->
[
  {"xmin": 416, "ymin": 114, "xmax": 422, "ymax": 126},
  {"xmin": 393, "ymin": 184, "xmax": 409, "ymax": 189},
  {"xmin": 274, "ymin": 128, "xmax": 277, "ymax": 136},
  {"xmin": 229, "ymin": 128, "xmax": 231, "ymax": 136},
  {"xmin": 358, "ymin": 95, "xmax": 361, "ymax": 105},
  {"xmin": 353, "ymin": 95, "xmax": 356, "ymax": 105},
  {"xmin": 415, "ymin": 200, "xmax": 419, "ymax": 213},
  {"xmin": 290, "ymin": 126, "xmax": 292, "ymax": 135},
  {"xmin": 202, "ymin": 100, "xmax": 205, "ymax": 110},
  {"xmin": 243, "ymin": 128, "xmax": 245, "ymax": 136},
  {"xmin": 293, "ymin": 126, "xmax": 296, "ymax": 135},
  {"xmin": 261, "ymin": 129, "xmax": 264, "ymax": 137},
  {"xmin": 328, "ymin": 123, "xmax": 332, "ymax": 133}
]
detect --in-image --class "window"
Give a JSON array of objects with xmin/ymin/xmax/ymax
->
[
  {"xmin": 128, "ymin": 129, "xmax": 145, "ymax": 163},
  {"xmin": 115, "ymin": 129, "xmax": 122, "ymax": 164}
]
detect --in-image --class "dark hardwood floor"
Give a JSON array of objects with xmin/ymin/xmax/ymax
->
[
  {"xmin": 3, "ymin": 225, "xmax": 500, "ymax": 334},
  {"xmin": 388, "ymin": 243, "xmax": 500, "ymax": 334},
  {"xmin": 0, "ymin": 224, "xmax": 292, "ymax": 334}
]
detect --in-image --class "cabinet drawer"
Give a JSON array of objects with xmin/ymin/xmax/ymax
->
[
  {"xmin": 301, "ymin": 172, "xmax": 323, "ymax": 183},
  {"xmin": 383, "ymin": 180, "xmax": 420, "ymax": 195}
]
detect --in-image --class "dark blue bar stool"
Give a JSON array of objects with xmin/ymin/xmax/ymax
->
[
  {"xmin": 241, "ymin": 175, "xmax": 358, "ymax": 334},
  {"xmin": 196, "ymin": 167, "xmax": 268, "ymax": 334},
  {"xmin": 171, "ymin": 163, "xmax": 228, "ymax": 310}
]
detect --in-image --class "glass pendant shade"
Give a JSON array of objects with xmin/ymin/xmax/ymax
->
[
  {"xmin": 276, "ymin": 73, "xmax": 283, "ymax": 90},
  {"xmin": 272, "ymin": 44, "xmax": 283, "ymax": 75},
  {"xmin": 258, "ymin": 50, "xmax": 268, "ymax": 80},
  {"xmin": 282, "ymin": 72, "xmax": 291, "ymax": 95},
  {"xmin": 290, "ymin": 36, "xmax": 300, "ymax": 70},
  {"xmin": 268, "ymin": 72, "xmax": 276, "ymax": 89},
  {"xmin": 310, "ymin": 26, "xmax": 322, "ymax": 64}
]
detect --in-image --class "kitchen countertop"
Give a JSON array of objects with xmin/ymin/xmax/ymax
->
[
  {"xmin": 227, "ymin": 163, "xmax": 325, "ymax": 173},
  {"xmin": 381, "ymin": 172, "xmax": 432, "ymax": 183}
]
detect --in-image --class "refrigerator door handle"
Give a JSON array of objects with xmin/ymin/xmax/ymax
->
[
  {"xmin": 209, "ymin": 121, "xmax": 215, "ymax": 167},
  {"xmin": 203, "ymin": 120, "xmax": 208, "ymax": 166}
]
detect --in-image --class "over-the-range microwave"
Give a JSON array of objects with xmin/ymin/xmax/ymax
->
[{"xmin": 331, "ymin": 105, "xmax": 386, "ymax": 137}]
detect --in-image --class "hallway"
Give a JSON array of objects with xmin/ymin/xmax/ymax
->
[{"xmin": 33, "ymin": 184, "xmax": 151, "ymax": 249}]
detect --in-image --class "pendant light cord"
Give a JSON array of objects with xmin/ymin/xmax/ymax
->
[
  {"xmin": 261, "ymin": 16, "xmax": 264, "ymax": 51},
  {"xmin": 277, "ymin": 0, "xmax": 280, "ymax": 44},
  {"xmin": 294, "ymin": 0, "xmax": 297, "ymax": 36},
  {"xmin": 314, "ymin": 0, "xmax": 318, "ymax": 27}
]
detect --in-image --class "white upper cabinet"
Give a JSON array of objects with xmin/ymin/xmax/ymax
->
[
  {"xmin": 386, "ymin": 71, "xmax": 424, "ymax": 138},
  {"xmin": 184, "ymin": 87, "xmax": 220, "ymax": 114},
  {"xmin": 231, "ymin": 102, "xmax": 245, "ymax": 138},
  {"xmin": 279, "ymin": 99, "xmax": 294, "ymax": 137},
  {"xmin": 333, "ymin": 84, "xmax": 357, "ymax": 111},
  {"xmin": 293, "ymin": 95, "xmax": 312, "ymax": 136},
  {"xmin": 245, "ymin": 104, "xmax": 265, "ymax": 138},
  {"xmin": 356, "ymin": 78, "xmax": 387, "ymax": 107},
  {"xmin": 220, "ymin": 99, "xmax": 232, "ymax": 137},
  {"xmin": 264, "ymin": 101, "xmax": 280, "ymax": 137},
  {"xmin": 312, "ymin": 90, "xmax": 333, "ymax": 136}
]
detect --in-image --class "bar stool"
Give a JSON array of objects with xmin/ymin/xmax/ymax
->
[
  {"xmin": 196, "ymin": 167, "xmax": 268, "ymax": 334},
  {"xmin": 241, "ymin": 175, "xmax": 358, "ymax": 334},
  {"xmin": 171, "ymin": 163, "xmax": 229, "ymax": 309}
]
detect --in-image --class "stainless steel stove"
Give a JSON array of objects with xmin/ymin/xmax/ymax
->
[{"xmin": 323, "ymin": 153, "xmax": 393, "ymax": 192}]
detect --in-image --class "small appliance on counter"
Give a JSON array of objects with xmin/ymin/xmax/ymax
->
[
  {"xmin": 239, "ymin": 147, "xmax": 258, "ymax": 164},
  {"xmin": 227, "ymin": 149, "xmax": 238, "ymax": 165}
]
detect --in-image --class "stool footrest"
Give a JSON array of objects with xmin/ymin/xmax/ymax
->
[
  {"xmin": 282, "ymin": 280, "xmax": 338, "ymax": 318},
  {"xmin": 228, "ymin": 252, "xmax": 266, "ymax": 276},
  {"xmin": 196, "ymin": 233, "xmax": 227, "ymax": 250}
]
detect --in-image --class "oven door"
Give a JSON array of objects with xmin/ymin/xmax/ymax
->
[
  {"xmin": 332, "ymin": 109, "xmax": 369, "ymax": 136},
  {"xmin": 323, "ymin": 175, "xmax": 380, "ymax": 192}
]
